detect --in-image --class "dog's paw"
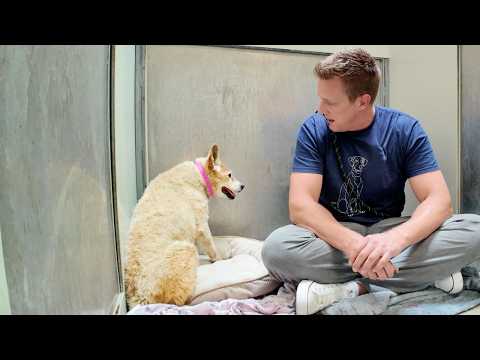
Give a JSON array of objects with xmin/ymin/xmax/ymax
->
[{"xmin": 209, "ymin": 253, "xmax": 223, "ymax": 262}]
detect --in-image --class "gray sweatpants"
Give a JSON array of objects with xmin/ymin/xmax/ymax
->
[{"xmin": 261, "ymin": 214, "xmax": 480, "ymax": 293}]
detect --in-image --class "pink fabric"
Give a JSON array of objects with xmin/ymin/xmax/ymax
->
[
  {"xmin": 194, "ymin": 160, "xmax": 214, "ymax": 198},
  {"xmin": 128, "ymin": 289, "xmax": 295, "ymax": 315}
]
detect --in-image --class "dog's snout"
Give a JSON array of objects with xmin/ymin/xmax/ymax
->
[{"xmin": 240, "ymin": 184, "xmax": 245, "ymax": 191}]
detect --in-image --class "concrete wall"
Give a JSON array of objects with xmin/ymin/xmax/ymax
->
[
  {"xmin": 250, "ymin": 45, "xmax": 390, "ymax": 58},
  {"xmin": 143, "ymin": 46, "xmax": 333, "ymax": 239},
  {"xmin": 388, "ymin": 45, "xmax": 458, "ymax": 214},
  {"xmin": 0, "ymin": 45, "xmax": 119, "ymax": 314},
  {"xmin": 460, "ymin": 45, "xmax": 480, "ymax": 214}
]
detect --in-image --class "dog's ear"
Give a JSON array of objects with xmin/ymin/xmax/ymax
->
[
  {"xmin": 207, "ymin": 144, "xmax": 219, "ymax": 170},
  {"xmin": 211, "ymin": 144, "xmax": 219, "ymax": 162}
]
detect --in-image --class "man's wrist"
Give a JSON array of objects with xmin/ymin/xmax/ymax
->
[
  {"xmin": 386, "ymin": 227, "xmax": 411, "ymax": 252},
  {"xmin": 341, "ymin": 229, "xmax": 365, "ymax": 254}
]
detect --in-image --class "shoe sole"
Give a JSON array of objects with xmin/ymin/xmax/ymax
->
[{"xmin": 296, "ymin": 280, "xmax": 314, "ymax": 315}]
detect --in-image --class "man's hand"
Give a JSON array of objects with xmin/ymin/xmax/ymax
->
[
  {"xmin": 351, "ymin": 232, "xmax": 404, "ymax": 280},
  {"xmin": 343, "ymin": 236, "xmax": 369, "ymax": 267}
]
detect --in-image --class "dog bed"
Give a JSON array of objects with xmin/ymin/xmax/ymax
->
[{"xmin": 189, "ymin": 236, "xmax": 280, "ymax": 305}]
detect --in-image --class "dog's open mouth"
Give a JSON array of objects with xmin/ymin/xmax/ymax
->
[{"xmin": 221, "ymin": 186, "xmax": 236, "ymax": 200}]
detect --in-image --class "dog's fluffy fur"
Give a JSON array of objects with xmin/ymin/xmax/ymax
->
[{"xmin": 125, "ymin": 144, "xmax": 244, "ymax": 308}]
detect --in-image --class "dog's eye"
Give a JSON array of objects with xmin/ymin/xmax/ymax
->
[{"xmin": 228, "ymin": 173, "xmax": 232, "ymax": 178}]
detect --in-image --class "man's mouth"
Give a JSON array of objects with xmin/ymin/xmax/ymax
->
[
  {"xmin": 221, "ymin": 186, "xmax": 236, "ymax": 200},
  {"xmin": 322, "ymin": 113, "xmax": 334, "ymax": 124}
]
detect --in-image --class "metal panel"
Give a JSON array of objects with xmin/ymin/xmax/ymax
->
[
  {"xmin": 460, "ymin": 45, "xmax": 480, "ymax": 213},
  {"xmin": 135, "ymin": 45, "xmax": 147, "ymax": 198},
  {"xmin": 0, "ymin": 45, "xmax": 119, "ymax": 314},
  {"xmin": 0, "ymin": 228, "xmax": 11, "ymax": 314},
  {"xmin": 143, "ymin": 45, "xmax": 387, "ymax": 240}
]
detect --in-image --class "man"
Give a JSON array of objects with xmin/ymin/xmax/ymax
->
[{"xmin": 261, "ymin": 48, "xmax": 480, "ymax": 315}]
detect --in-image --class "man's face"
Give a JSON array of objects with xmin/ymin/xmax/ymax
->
[{"xmin": 316, "ymin": 77, "xmax": 364, "ymax": 132}]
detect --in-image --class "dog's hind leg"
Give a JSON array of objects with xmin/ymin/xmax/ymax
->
[
  {"xmin": 148, "ymin": 241, "xmax": 199, "ymax": 306},
  {"xmin": 125, "ymin": 255, "xmax": 142, "ymax": 309}
]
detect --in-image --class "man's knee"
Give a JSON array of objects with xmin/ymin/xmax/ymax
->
[
  {"xmin": 262, "ymin": 225, "xmax": 354, "ymax": 284},
  {"xmin": 262, "ymin": 226, "xmax": 292, "ymax": 270},
  {"xmin": 261, "ymin": 225, "xmax": 312, "ymax": 273},
  {"xmin": 466, "ymin": 214, "xmax": 480, "ymax": 249},
  {"xmin": 444, "ymin": 213, "xmax": 480, "ymax": 248},
  {"xmin": 445, "ymin": 213, "xmax": 480, "ymax": 226},
  {"xmin": 463, "ymin": 213, "xmax": 480, "ymax": 229}
]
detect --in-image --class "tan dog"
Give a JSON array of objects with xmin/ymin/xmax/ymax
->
[{"xmin": 125, "ymin": 144, "xmax": 245, "ymax": 308}]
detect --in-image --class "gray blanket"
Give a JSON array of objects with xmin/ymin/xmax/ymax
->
[{"xmin": 321, "ymin": 265, "xmax": 480, "ymax": 315}]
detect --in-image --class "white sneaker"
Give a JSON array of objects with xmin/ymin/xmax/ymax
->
[
  {"xmin": 296, "ymin": 280, "xmax": 360, "ymax": 315},
  {"xmin": 434, "ymin": 272, "xmax": 463, "ymax": 295}
]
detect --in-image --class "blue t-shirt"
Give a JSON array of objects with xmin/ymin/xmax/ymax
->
[{"xmin": 292, "ymin": 106, "xmax": 440, "ymax": 225}]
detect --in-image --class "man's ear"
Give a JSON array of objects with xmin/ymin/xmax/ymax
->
[
  {"xmin": 207, "ymin": 144, "xmax": 219, "ymax": 170},
  {"xmin": 358, "ymin": 94, "xmax": 372, "ymax": 109}
]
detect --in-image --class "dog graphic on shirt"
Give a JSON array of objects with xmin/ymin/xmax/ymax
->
[{"xmin": 336, "ymin": 156, "xmax": 368, "ymax": 217}]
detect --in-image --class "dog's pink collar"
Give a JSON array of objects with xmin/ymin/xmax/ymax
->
[{"xmin": 194, "ymin": 160, "xmax": 214, "ymax": 198}]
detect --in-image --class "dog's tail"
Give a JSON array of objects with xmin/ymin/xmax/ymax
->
[{"xmin": 148, "ymin": 241, "xmax": 199, "ymax": 306}]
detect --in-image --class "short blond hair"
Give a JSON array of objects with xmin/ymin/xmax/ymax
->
[{"xmin": 314, "ymin": 48, "xmax": 381, "ymax": 103}]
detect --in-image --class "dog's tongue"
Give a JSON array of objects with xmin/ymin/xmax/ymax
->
[{"xmin": 221, "ymin": 186, "xmax": 235, "ymax": 199}]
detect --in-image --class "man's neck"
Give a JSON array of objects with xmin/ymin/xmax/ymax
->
[{"xmin": 349, "ymin": 106, "xmax": 376, "ymax": 132}]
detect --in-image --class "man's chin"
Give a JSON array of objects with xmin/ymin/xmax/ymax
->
[{"xmin": 327, "ymin": 122, "xmax": 339, "ymax": 131}]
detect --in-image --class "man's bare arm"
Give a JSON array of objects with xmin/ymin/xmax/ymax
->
[
  {"xmin": 387, "ymin": 170, "xmax": 453, "ymax": 248},
  {"xmin": 289, "ymin": 172, "xmax": 366, "ymax": 258}
]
